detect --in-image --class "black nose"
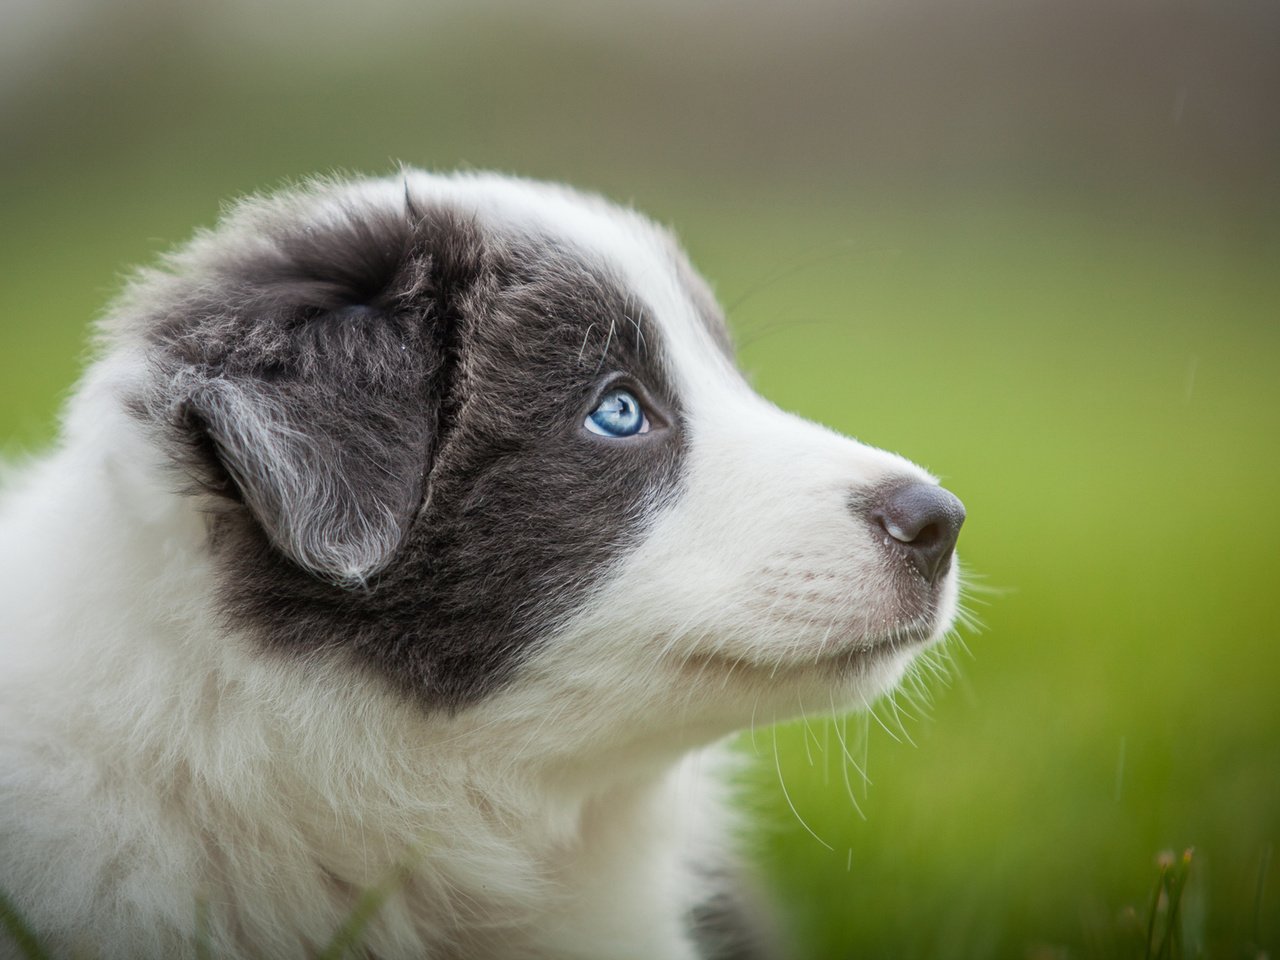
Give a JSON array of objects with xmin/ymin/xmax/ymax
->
[{"xmin": 867, "ymin": 482, "xmax": 966, "ymax": 584}]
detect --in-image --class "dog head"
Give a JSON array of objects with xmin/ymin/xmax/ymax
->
[{"xmin": 116, "ymin": 171, "xmax": 963, "ymax": 754}]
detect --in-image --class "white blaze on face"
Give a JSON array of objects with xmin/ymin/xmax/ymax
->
[{"xmin": 555, "ymin": 194, "xmax": 959, "ymax": 717}]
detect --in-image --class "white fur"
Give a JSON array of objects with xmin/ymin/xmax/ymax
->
[{"xmin": 0, "ymin": 172, "xmax": 959, "ymax": 958}]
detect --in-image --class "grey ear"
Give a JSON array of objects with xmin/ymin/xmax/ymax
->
[{"xmin": 177, "ymin": 318, "xmax": 437, "ymax": 588}]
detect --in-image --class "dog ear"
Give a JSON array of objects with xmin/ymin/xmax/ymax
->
[{"xmin": 174, "ymin": 303, "xmax": 443, "ymax": 589}]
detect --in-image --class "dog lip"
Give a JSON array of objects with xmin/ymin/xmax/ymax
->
[
  {"xmin": 829, "ymin": 622, "xmax": 937, "ymax": 658},
  {"xmin": 678, "ymin": 622, "xmax": 937, "ymax": 678}
]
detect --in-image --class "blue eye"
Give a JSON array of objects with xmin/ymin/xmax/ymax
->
[{"xmin": 585, "ymin": 388, "xmax": 650, "ymax": 438}]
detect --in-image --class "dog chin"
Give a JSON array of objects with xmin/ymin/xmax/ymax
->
[
  {"xmin": 675, "ymin": 584, "xmax": 958, "ymax": 708},
  {"xmin": 681, "ymin": 620, "xmax": 940, "ymax": 686}
]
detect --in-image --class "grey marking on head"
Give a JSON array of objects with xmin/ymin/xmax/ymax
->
[{"xmin": 128, "ymin": 181, "xmax": 693, "ymax": 707}]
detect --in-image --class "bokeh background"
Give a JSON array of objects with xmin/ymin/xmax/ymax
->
[{"xmin": 2, "ymin": 1, "xmax": 1278, "ymax": 956}]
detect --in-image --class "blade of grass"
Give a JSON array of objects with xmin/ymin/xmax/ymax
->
[
  {"xmin": 316, "ymin": 877, "xmax": 401, "ymax": 960},
  {"xmin": 195, "ymin": 896, "xmax": 213, "ymax": 960},
  {"xmin": 316, "ymin": 844, "xmax": 426, "ymax": 960},
  {"xmin": 1144, "ymin": 853, "xmax": 1172, "ymax": 960},
  {"xmin": 1159, "ymin": 850, "xmax": 1193, "ymax": 960},
  {"xmin": 0, "ymin": 889, "xmax": 51, "ymax": 960}
]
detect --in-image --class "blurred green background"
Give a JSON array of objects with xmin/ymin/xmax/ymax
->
[{"xmin": 2, "ymin": 1, "xmax": 1277, "ymax": 956}]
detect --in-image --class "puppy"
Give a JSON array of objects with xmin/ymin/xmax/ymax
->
[{"xmin": 0, "ymin": 171, "xmax": 964, "ymax": 959}]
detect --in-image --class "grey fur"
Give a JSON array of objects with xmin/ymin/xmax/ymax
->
[
  {"xmin": 688, "ymin": 868, "xmax": 782, "ymax": 960},
  {"xmin": 127, "ymin": 186, "xmax": 690, "ymax": 708}
]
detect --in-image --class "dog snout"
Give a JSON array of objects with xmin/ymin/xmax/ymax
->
[{"xmin": 865, "ymin": 482, "xmax": 966, "ymax": 584}]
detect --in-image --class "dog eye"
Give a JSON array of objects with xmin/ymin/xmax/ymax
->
[{"xmin": 584, "ymin": 388, "xmax": 650, "ymax": 438}]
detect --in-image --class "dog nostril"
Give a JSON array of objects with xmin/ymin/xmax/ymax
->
[{"xmin": 867, "ymin": 482, "xmax": 966, "ymax": 584}]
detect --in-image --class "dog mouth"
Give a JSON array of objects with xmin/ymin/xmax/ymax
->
[{"xmin": 676, "ymin": 619, "xmax": 939, "ymax": 681}]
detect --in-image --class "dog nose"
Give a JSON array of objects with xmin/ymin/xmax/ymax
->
[{"xmin": 868, "ymin": 482, "xmax": 966, "ymax": 584}]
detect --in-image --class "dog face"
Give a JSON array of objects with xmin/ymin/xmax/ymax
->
[{"xmin": 121, "ymin": 172, "xmax": 962, "ymax": 747}]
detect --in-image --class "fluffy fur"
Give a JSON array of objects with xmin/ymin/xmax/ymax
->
[{"xmin": 0, "ymin": 171, "xmax": 963, "ymax": 959}]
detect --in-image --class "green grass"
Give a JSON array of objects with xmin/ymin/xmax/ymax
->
[{"xmin": 707, "ymin": 201, "xmax": 1280, "ymax": 958}]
